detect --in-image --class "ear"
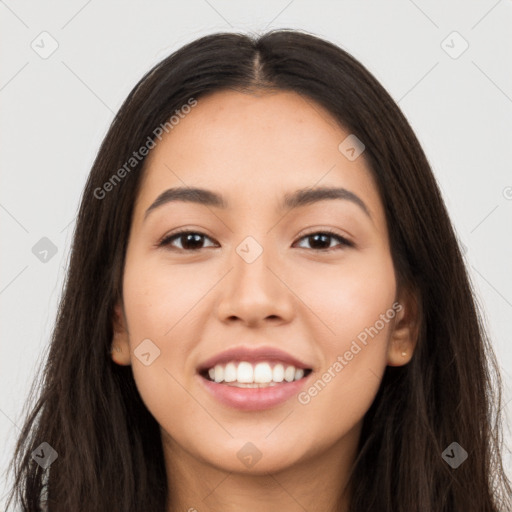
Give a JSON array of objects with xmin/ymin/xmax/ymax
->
[
  {"xmin": 386, "ymin": 285, "xmax": 421, "ymax": 367},
  {"xmin": 111, "ymin": 301, "xmax": 132, "ymax": 366}
]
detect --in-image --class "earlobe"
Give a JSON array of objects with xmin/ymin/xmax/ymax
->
[
  {"xmin": 387, "ymin": 287, "xmax": 421, "ymax": 367},
  {"xmin": 111, "ymin": 302, "xmax": 132, "ymax": 366}
]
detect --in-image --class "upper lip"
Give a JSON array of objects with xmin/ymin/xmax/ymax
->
[{"xmin": 196, "ymin": 345, "xmax": 312, "ymax": 373}]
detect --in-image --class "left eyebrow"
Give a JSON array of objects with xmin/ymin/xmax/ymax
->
[
  {"xmin": 143, "ymin": 185, "xmax": 372, "ymax": 222},
  {"xmin": 281, "ymin": 186, "xmax": 371, "ymax": 219}
]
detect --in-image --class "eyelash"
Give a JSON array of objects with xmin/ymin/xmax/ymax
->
[{"xmin": 157, "ymin": 229, "xmax": 354, "ymax": 252}]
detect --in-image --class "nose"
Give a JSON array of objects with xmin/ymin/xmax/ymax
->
[{"xmin": 215, "ymin": 243, "xmax": 295, "ymax": 328}]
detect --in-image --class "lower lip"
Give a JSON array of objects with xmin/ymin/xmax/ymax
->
[{"xmin": 197, "ymin": 373, "xmax": 312, "ymax": 411}]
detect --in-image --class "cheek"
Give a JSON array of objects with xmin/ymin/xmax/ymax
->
[
  {"xmin": 121, "ymin": 255, "xmax": 219, "ymax": 413},
  {"xmin": 294, "ymin": 250, "xmax": 396, "ymax": 424},
  {"xmin": 292, "ymin": 249, "xmax": 397, "ymax": 343},
  {"xmin": 122, "ymin": 255, "xmax": 218, "ymax": 338},
  {"xmin": 121, "ymin": 262, "xmax": 199, "ymax": 435}
]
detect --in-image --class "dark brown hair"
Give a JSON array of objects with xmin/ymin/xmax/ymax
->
[{"xmin": 5, "ymin": 29, "xmax": 511, "ymax": 511}]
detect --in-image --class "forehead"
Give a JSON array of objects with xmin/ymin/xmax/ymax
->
[{"xmin": 135, "ymin": 90, "xmax": 383, "ymax": 222}]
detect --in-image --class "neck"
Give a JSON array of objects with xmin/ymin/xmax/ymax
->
[{"xmin": 162, "ymin": 422, "xmax": 361, "ymax": 512}]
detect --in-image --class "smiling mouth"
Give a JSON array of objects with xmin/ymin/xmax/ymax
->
[
  {"xmin": 197, "ymin": 360, "xmax": 314, "ymax": 411},
  {"xmin": 199, "ymin": 361, "xmax": 313, "ymax": 388}
]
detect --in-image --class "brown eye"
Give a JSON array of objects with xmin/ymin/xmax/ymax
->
[
  {"xmin": 159, "ymin": 231, "xmax": 217, "ymax": 251},
  {"xmin": 294, "ymin": 231, "xmax": 353, "ymax": 251}
]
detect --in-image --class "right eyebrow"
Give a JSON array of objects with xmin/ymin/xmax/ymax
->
[{"xmin": 144, "ymin": 187, "xmax": 227, "ymax": 222}]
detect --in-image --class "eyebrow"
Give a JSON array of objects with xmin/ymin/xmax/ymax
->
[{"xmin": 143, "ymin": 185, "xmax": 371, "ymax": 222}]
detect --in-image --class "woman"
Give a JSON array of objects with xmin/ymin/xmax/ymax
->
[{"xmin": 6, "ymin": 29, "xmax": 511, "ymax": 511}]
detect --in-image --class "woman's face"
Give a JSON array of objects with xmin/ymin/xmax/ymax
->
[{"xmin": 112, "ymin": 90, "xmax": 415, "ymax": 475}]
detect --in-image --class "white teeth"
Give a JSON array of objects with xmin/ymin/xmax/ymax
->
[
  {"xmin": 213, "ymin": 364, "xmax": 224, "ymax": 383},
  {"xmin": 273, "ymin": 363, "xmax": 284, "ymax": 382},
  {"xmin": 284, "ymin": 365, "xmax": 296, "ymax": 382},
  {"xmin": 237, "ymin": 362, "xmax": 254, "ymax": 383},
  {"xmin": 254, "ymin": 362, "xmax": 273, "ymax": 383},
  {"xmin": 205, "ymin": 360, "xmax": 308, "ymax": 384},
  {"xmin": 228, "ymin": 382, "xmax": 279, "ymax": 388},
  {"xmin": 224, "ymin": 362, "xmax": 237, "ymax": 382}
]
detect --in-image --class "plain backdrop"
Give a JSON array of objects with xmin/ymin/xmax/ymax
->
[{"xmin": 1, "ymin": 0, "xmax": 511, "ymax": 507}]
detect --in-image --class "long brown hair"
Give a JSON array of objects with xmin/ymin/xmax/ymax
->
[{"xmin": 5, "ymin": 29, "xmax": 511, "ymax": 511}]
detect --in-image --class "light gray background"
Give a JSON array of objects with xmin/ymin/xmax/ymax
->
[{"xmin": 1, "ymin": 0, "xmax": 511, "ymax": 507}]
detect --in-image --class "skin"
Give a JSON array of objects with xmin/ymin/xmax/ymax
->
[{"xmin": 111, "ymin": 90, "xmax": 419, "ymax": 512}]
